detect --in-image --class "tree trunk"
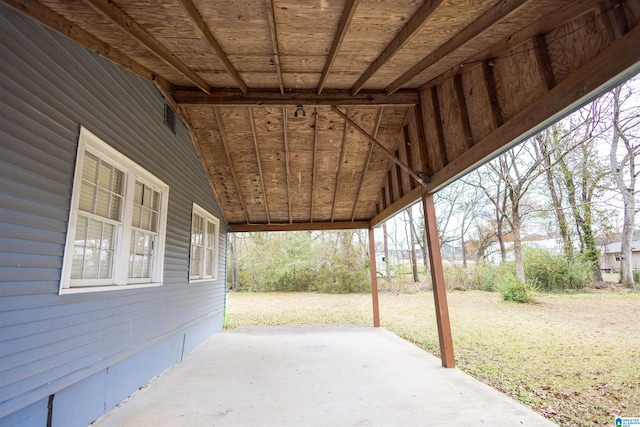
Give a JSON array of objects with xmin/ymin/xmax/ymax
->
[
  {"xmin": 407, "ymin": 209, "xmax": 419, "ymax": 282},
  {"xmin": 511, "ymin": 191, "xmax": 526, "ymax": 283},
  {"xmin": 460, "ymin": 228, "xmax": 467, "ymax": 269},
  {"xmin": 382, "ymin": 222, "xmax": 390, "ymax": 279},
  {"xmin": 610, "ymin": 85, "xmax": 636, "ymax": 288},
  {"xmin": 229, "ymin": 233, "xmax": 239, "ymax": 291}
]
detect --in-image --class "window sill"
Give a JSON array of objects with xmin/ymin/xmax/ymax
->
[{"xmin": 59, "ymin": 282, "xmax": 163, "ymax": 295}]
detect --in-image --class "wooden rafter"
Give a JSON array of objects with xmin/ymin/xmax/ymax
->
[
  {"xmin": 317, "ymin": 0, "xmax": 360, "ymax": 95},
  {"xmin": 331, "ymin": 107, "xmax": 427, "ymax": 187},
  {"xmin": 453, "ymin": 74, "xmax": 474, "ymax": 149},
  {"xmin": 176, "ymin": 0, "xmax": 248, "ymax": 93},
  {"xmin": 283, "ymin": 108, "xmax": 293, "ymax": 223},
  {"xmin": 532, "ymin": 34, "xmax": 556, "ymax": 90},
  {"xmin": 430, "ymin": 86, "xmax": 448, "ymax": 166},
  {"xmin": 229, "ymin": 221, "xmax": 370, "ymax": 232},
  {"xmin": 395, "ymin": 150, "xmax": 404, "ymax": 195},
  {"xmin": 413, "ymin": 105, "xmax": 431, "ymax": 177},
  {"xmin": 331, "ymin": 108, "xmax": 350, "ymax": 222},
  {"xmin": 3, "ymin": 0, "xmax": 160, "ymax": 85},
  {"xmin": 214, "ymin": 108, "xmax": 250, "ymax": 223},
  {"xmin": 249, "ymin": 108, "xmax": 271, "ymax": 223},
  {"xmin": 481, "ymin": 61, "xmax": 504, "ymax": 128},
  {"xmin": 310, "ymin": 108, "xmax": 319, "ymax": 222},
  {"xmin": 385, "ymin": 0, "xmax": 530, "ymax": 94},
  {"xmin": 351, "ymin": 108, "xmax": 383, "ymax": 221},
  {"xmin": 351, "ymin": 0, "xmax": 443, "ymax": 95},
  {"xmin": 173, "ymin": 89, "xmax": 419, "ymax": 106},
  {"xmin": 418, "ymin": 0, "xmax": 602, "ymax": 91},
  {"xmin": 265, "ymin": 0, "xmax": 285, "ymax": 94},
  {"xmin": 403, "ymin": 125, "xmax": 417, "ymax": 191},
  {"xmin": 79, "ymin": 0, "xmax": 211, "ymax": 94}
]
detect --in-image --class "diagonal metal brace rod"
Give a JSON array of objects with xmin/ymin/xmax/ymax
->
[{"xmin": 330, "ymin": 106, "xmax": 428, "ymax": 187}]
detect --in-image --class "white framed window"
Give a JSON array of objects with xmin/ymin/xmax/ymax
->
[
  {"xmin": 60, "ymin": 127, "xmax": 169, "ymax": 294},
  {"xmin": 189, "ymin": 204, "xmax": 220, "ymax": 281}
]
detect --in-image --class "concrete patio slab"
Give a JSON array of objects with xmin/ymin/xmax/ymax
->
[{"xmin": 93, "ymin": 325, "xmax": 556, "ymax": 427}]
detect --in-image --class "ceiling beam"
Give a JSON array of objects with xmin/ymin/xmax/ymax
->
[
  {"xmin": 176, "ymin": 0, "xmax": 248, "ymax": 93},
  {"xmin": 331, "ymin": 108, "xmax": 350, "ymax": 222},
  {"xmin": 79, "ymin": 0, "xmax": 211, "ymax": 93},
  {"xmin": 351, "ymin": 108, "xmax": 383, "ymax": 221},
  {"xmin": 351, "ymin": 0, "xmax": 443, "ymax": 95},
  {"xmin": 265, "ymin": 0, "xmax": 285, "ymax": 94},
  {"xmin": 214, "ymin": 108, "xmax": 250, "ymax": 224},
  {"xmin": 229, "ymin": 221, "xmax": 371, "ymax": 233},
  {"xmin": 317, "ymin": 0, "xmax": 361, "ymax": 95},
  {"xmin": 249, "ymin": 108, "xmax": 271, "ymax": 224},
  {"xmin": 310, "ymin": 108, "xmax": 319, "ymax": 222},
  {"xmin": 385, "ymin": 0, "xmax": 530, "ymax": 94},
  {"xmin": 173, "ymin": 89, "xmax": 419, "ymax": 106},
  {"xmin": 283, "ymin": 107, "xmax": 293, "ymax": 223},
  {"xmin": 3, "ymin": 0, "xmax": 162, "ymax": 84},
  {"xmin": 331, "ymin": 106, "xmax": 428, "ymax": 186}
]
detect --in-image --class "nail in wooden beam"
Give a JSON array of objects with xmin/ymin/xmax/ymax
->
[
  {"xmin": 422, "ymin": 192, "xmax": 455, "ymax": 368},
  {"xmin": 214, "ymin": 109, "xmax": 250, "ymax": 223},
  {"xmin": 351, "ymin": 0, "xmax": 443, "ymax": 95},
  {"xmin": 80, "ymin": 0, "xmax": 211, "ymax": 93},
  {"xmin": 385, "ymin": 0, "xmax": 529, "ymax": 94},
  {"xmin": 331, "ymin": 106, "xmax": 428, "ymax": 186},
  {"xmin": 532, "ymin": 35, "xmax": 556, "ymax": 91},
  {"xmin": 265, "ymin": 0, "xmax": 285, "ymax": 94},
  {"xmin": 369, "ymin": 227, "xmax": 381, "ymax": 327},
  {"xmin": 176, "ymin": 0, "xmax": 248, "ymax": 93},
  {"xmin": 453, "ymin": 74, "xmax": 474, "ymax": 149},
  {"xmin": 318, "ymin": 0, "xmax": 360, "ymax": 95},
  {"xmin": 249, "ymin": 108, "xmax": 271, "ymax": 223}
]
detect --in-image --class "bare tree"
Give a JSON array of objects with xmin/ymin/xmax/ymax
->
[{"xmin": 609, "ymin": 80, "xmax": 640, "ymax": 288}]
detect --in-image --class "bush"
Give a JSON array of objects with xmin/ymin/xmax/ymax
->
[
  {"xmin": 500, "ymin": 277, "xmax": 537, "ymax": 303},
  {"xmin": 523, "ymin": 248, "xmax": 592, "ymax": 291},
  {"xmin": 470, "ymin": 261, "xmax": 515, "ymax": 292}
]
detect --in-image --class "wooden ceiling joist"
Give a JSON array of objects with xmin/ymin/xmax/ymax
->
[
  {"xmin": 282, "ymin": 108, "xmax": 293, "ymax": 223},
  {"xmin": 265, "ymin": 0, "xmax": 285, "ymax": 94},
  {"xmin": 214, "ymin": 108, "xmax": 250, "ymax": 223},
  {"xmin": 317, "ymin": 0, "xmax": 360, "ymax": 95},
  {"xmin": 310, "ymin": 108, "xmax": 319, "ymax": 222},
  {"xmin": 228, "ymin": 221, "xmax": 371, "ymax": 233},
  {"xmin": 172, "ymin": 89, "xmax": 419, "ymax": 106},
  {"xmin": 331, "ymin": 108, "xmax": 350, "ymax": 222},
  {"xmin": 331, "ymin": 106, "xmax": 427, "ymax": 186},
  {"xmin": 385, "ymin": 0, "xmax": 531, "ymax": 95},
  {"xmin": 350, "ymin": 0, "xmax": 443, "ymax": 95},
  {"xmin": 351, "ymin": 108, "xmax": 383, "ymax": 221},
  {"xmin": 249, "ymin": 108, "xmax": 271, "ymax": 223},
  {"xmin": 176, "ymin": 0, "xmax": 248, "ymax": 93},
  {"xmin": 79, "ymin": 0, "xmax": 211, "ymax": 93}
]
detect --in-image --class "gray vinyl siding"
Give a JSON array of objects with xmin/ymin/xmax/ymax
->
[{"xmin": 0, "ymin": 4, "xmax": 227, "ymax": 419}]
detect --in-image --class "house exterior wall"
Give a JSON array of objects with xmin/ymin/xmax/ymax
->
[
  {"xmin": 600, "ymin": 251, "xmax": 640, "ymax": 273},
  {"xmin": 0, "ymin": 5, "xmax": 227, "ymax": 426}
]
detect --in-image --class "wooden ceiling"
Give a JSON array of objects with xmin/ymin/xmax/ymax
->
[{"xmin": 4, "ymin": 0, "xmax": 640, "ymax": 231}]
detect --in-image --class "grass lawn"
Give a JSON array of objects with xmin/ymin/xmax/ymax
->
[{"xmin": 225, "ymin": 291, "xmax": 640, "ymax": 426}]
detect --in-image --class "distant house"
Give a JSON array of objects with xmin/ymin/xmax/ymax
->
[{"xmin": 600, "ymin": 240, "xmax": 640, "ymax": 272}]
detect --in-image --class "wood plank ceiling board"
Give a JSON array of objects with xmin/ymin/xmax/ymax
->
[
  {"xmin": 272, "ymin": 0, "xmax": 345, "ymax": 90},
  {"xmin": 324, "ymin": 0, "xmax": 425, "ymax": 90},
  {"xmin": 6, "ymin": 0, "xmax": 639, "ymax": 230}
]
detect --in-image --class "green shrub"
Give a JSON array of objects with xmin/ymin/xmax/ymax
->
[
  {"xmin": 470, "ymin": 261, "xmax": 515, "ymax": 292},
  {"xmin": 523, "ymin": 248, "xmax": 592, "ymax": 291},
  {"xmin": 443, "ymin": 265, "xmax": 471, "ymax": 289},
  {"xmin": 500, "ymin": 277, "xmax": 537, "ymax": 303}
]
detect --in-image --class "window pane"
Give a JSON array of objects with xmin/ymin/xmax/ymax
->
[
  {"xmin": 140, "ymin": 207, "xmax": 150, "ymax": 230},
  {"xmin": 113, "ymin": 169, "xmax": 124, "ymax": 195},
  {"xmin": 110, "ymin": 194, "xmax": 122, "ymax": 221},
  {"xmin": 83, "ymin": 248, "xmax": 99, "ymax": 279},
  {"xmin": 132, "ymin": 203, "xmax": 141, "ymax": 228},
  {"xmin": 102, "ymin": 223, "xmax": 115, "ymax": 250},
  {"xmin": 79, "ymin": 182, "xmax": 96, "ymax": 213},
  {"xmin": 95, "ymin": 189, "xmax": 110, "ymax": 218},
  {"xmin": 75, "ymin": 215, "xmax": 88, "ymax": 241},
  {"xmin": 205, "ymin": 248, "xmax": 214, "ymax": 276},
  {"xmin": 71, "ymin": 250, "xmax": 84, "ymax": 279},
  {"xmin": 87, "ymin": 219, "xmax": 102, "ymax": 248},
  {"xmin": 98, "ymin": 161, "xmax": 113, "ymax": 189},
  {"xmin": 134, "ymin": 181, "xmax": 143, "ymax": 205},
  {"xmin": 83, "ymin": 153, "xmax": 98, "ymax": 181},
  {"xmin": 190, "ymin": 245, "xmax": 201, "ymax": 277},
  {"xmin": 207, "ymin": 222, "xmax": 216, "ymax": 249},
  {"xmin": 99, "ymin": 251, "xmax": 112, "ymax": 279},
  {"xmin": 151, "ymin": 212, "xmax": 158, "ymax": 232},
  {"xmin": 143, "ymin": 185, "xmax": 152, "ymax": 208}
]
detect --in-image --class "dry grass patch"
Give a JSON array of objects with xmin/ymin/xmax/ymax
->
[{"xmin": 226, "ymin": 291, "xmax": 639, "ymax": 426}]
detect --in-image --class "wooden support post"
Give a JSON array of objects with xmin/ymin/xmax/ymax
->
[
  {"xmin": 369, "ymin": 227, "xmax": 381, "ymax": 327},
  {"xmin": 422, "ymin": 192, "xmax": 455, "ymax": 368}
]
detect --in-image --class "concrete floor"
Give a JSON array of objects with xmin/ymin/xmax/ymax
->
[{"xmin": 93, "ymin": 325, "xmax": 557, "ymax": 427}]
